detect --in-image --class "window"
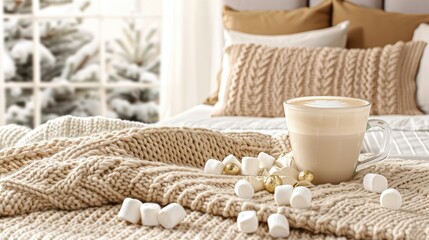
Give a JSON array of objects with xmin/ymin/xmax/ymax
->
[{"xmin": 1, "ymin": 0, "xmax": 162, "ymax": 128}]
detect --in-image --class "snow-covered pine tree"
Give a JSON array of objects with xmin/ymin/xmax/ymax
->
[
  {"xmin": 4, "ymin": 0, "xmax": 100, "ymax": 127},
  {"xmin": 3, "ymin": 0, "xmax": 161, "ymax": 126},
  {"xmin": 106, "ymin": 19, "xmax": 160, "ymax": 123},
  {"xmin": 4, "ymin": 0, "xmax": 96, "ymax": 82}
]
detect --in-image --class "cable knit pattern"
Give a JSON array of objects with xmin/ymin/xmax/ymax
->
[
  {"xmin": 273, "ymin": 49, "xmax": 293, "ymax": 116},
  {"xmin": 293, "ymin": 48, "xmax": 311, "ymax": 98},
  {"xmin": 213, "ymin": 42, "xmax": 426, "ymax": 117},
  {"xmin": 0, "ymin": 117, "xmax": 428, "ymax": 239},
  {"xmin": 397, "ymin": 42, "xmax": 426, "ymax": 115}
]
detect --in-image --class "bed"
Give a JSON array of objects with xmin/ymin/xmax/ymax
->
[
  {"xmin": 1, "ymin": 0, "xmax": 429, "ymax": 239},
  {"xmin": 158, "ymin": 104, "xmax": 429, "ymax": 159}
]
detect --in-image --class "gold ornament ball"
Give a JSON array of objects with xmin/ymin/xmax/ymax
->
[
  {"xmin": 223, "ymin": 163, "xmax": 241, "ymax": 175},
  {"xmin": 298, "ymin": 170, "xmax": 315, "ymax": 183},
  {"xmin": 263, "ymin": 175, "xmax": 283, "ymax": 193}
]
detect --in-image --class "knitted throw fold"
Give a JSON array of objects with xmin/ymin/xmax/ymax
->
[
  {"xmin": 213, "ymin": 41, "xmax": 426, "ymax": 117},
  {"xmin": 0, "ymin": 116, "xmax": 428, "ymax": 239}
]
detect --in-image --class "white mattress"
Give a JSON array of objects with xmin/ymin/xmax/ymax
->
[{"xmin": 157, "ymin": 104, "xmax": 429, "ymax": 158}]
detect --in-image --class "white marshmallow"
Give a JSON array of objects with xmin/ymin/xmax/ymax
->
[
  {"xmin": 237, "ymin": 211, "xmax": 259, "ymax": 233},
  {"xmin": 118, "ymin": 198, "xmax": 143, "ymax": 224},
  {"xmin": 380, "ymin": 188, "xmax": 402, "ymax": 210},
  {"xmin": 235, "ymin": 179, "xmax": 254, "ymax": 199},
  {"xmin": 274, "ymin": 185, "xmax": 293, "ymax": 206},
  {"xmin": 363, "ymin": 173, "xmax": 388, "ymax": 193},
  {"xmin": 245, "ymin": 176, "xmax": 265, "ymax": 192},
  {"xmin": 290, "ymin": 186, "xmax": 312, "ymax": 209},
  {"xmin": 258, "ymin": 152, "xmax": 275, "ymax": 169},
  {"xmin": 242, "ymin": 157, "xmax": 260, "ymax": 176},
  {"xmin": 204, "ymin": 159, "xmax": 224, "ymax": 175},
  {"xmin": 222, "ymin": 154, "xmax": 242, "ymax": 169},
  {"xmin": 277, "ymin": 152, "xmax": 294, "ymax": 168},
  {"xmin": 158, "ymin": 203, "xmax": 187, "ymax": 229},
  {"xmin": 268, "ymin": 214, "xmax": 290, "ymax": 238},
  {"xmin": 140, "ymin": 203, "xmax": 161, "ymax": 226}
]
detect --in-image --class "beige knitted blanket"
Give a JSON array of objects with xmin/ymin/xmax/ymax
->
[{"xmin": 0, "ymin": 116, "xmax": 428, "ymax": 239}]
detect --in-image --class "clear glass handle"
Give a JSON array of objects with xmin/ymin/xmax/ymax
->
[{"xmin": 358, "ymin": 119, "xmax": 392, "ymax": 167}]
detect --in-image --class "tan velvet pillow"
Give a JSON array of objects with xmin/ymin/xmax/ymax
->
[
  {"xmin": 204, "ymin": 1, "xmax": 332, "ymax": 105},
  {"xmin": 223, "ymin": 1, "xmax": 331, "ymax": 35},
  {"xmin": 212, "ymin": 42, "xmax": 426, "ymax": 117},
  {"xmin": 333, "ymin": 0, "xmax": 429, "ymax": 48}
]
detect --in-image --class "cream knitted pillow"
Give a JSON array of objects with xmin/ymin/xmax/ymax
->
[{"xmin": 212, "ymin": 41, "xmax": 426, "ymax": 117}]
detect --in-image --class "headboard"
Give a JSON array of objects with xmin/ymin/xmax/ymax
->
[{"xmin": 223, "ymin": 0, "xmax": 429, "ymax": 14}]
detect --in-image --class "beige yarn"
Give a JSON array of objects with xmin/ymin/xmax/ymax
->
[
  {"xmin": 0, "ymin": 206, "xmax": 342, "ymax": 240},
  {"xmin": 0, "ymin": 117, "xmax": 428, "ymax": 239},
  {"xmin": 213, "ymin": 41, "xmax": 426, "ymax": 117},
  {"xmin": 16, "ymin": 115, "xmax": 147, "ymax": 146},
  {"xmin": 0, "ymin": 124, "xmax": 31, "ymax": 150}
]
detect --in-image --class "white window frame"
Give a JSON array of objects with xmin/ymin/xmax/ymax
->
[{"xmin": 0, "ymin": 0, "xmax": 161, "ymax": 127}]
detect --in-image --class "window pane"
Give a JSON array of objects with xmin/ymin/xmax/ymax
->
[
  {"xmin": 39, "ymin": 18, "xmax": 100, "ymax": 82},
  {"xmin": 3, "ymin": 0, "xmax": 32, "ymax": 14},
  {"xmin": 4, "ymin": 18, "xmax": 34, "ymax": 82},
  {"xmin": 5, "ymin": 87, "xmax": 34, "ymax": 128},
  {"xmin": 39, "ymin": 0, "xmax": 99, "ymax": 15},
  {"xmin": 4, "ymin": 16, "xmax": 100, "ymax": 83},
  {"xmin": 4, "ymin": 0, "xmax": 100, "ymax": 15},
  {"xmin": 105, "ymin": 18, "xmax": 160, "ymax": 83},
  {"xmin": 107, "ymin": 87, "xmax": 159, "ymax": 123},
  {"xmin": 41, "ymin": 87, "xmax": 101, "ymax": 123}
]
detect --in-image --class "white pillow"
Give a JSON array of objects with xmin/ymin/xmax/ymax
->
[
  {"xmin": 224, "ymin": 21, "xmax": 350, "ymax": 48},
  {"xmin": 413, "ymin": 23, "xmax": 429, "ymax": 114},
  {"xmin": 214, "ymin": 21, "xmax": 349, "ymax": 113}
]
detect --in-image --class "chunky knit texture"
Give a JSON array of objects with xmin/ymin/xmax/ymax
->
[
  {"xmin": 0, "ymin": 116, "xmax": 428, "ymax": 239},
  {"xmin": 15, "ymin": 115, "xmax": 147, "ymax": 146},
  {"xmin": 0, "ymin": 124, "xmax": 31, "ymax": 149},
  {"xmin": 0, "ymin": 206, "xmax": 343, "ymax": 240},
  {"xmin": 213, "ymin": 41, "xmax": 426, "ymax": 117}
]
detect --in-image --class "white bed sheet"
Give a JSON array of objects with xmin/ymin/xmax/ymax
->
[{"xmin": 157, "ymin": 104, "xmax": 429, "ymax": 158}]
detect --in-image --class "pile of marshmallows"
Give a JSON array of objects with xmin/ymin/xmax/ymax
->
[
  {"xmin": 204, "ymin": 152, "xmax": 403, "ymax": 238},
  {"xmin": 205, "ymin": 153, "xmax": 313, "ymax": 238},
  {"xmin": 116, "ymin": 152, "xmax": 401, "ymax": 237},
  {"xmin": 205, "ymin": 153, "xmax": 314, "ymax": 208},
  {"xmin": 235, "ymin": 172, "xmax": 403, "ymax": 238},
  {"xmin": 117, "ymin": 198, "xmax": 187, "ymax": 229}
]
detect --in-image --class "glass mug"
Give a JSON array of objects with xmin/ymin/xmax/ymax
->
[{"xmin": 284, "ymin": 96, "xmax": 391, "ymax": 184}]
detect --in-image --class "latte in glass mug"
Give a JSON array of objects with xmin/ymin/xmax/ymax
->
[{"xmin": 284, "ymin": 96, "xmax": 391, "ymax": 184}]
